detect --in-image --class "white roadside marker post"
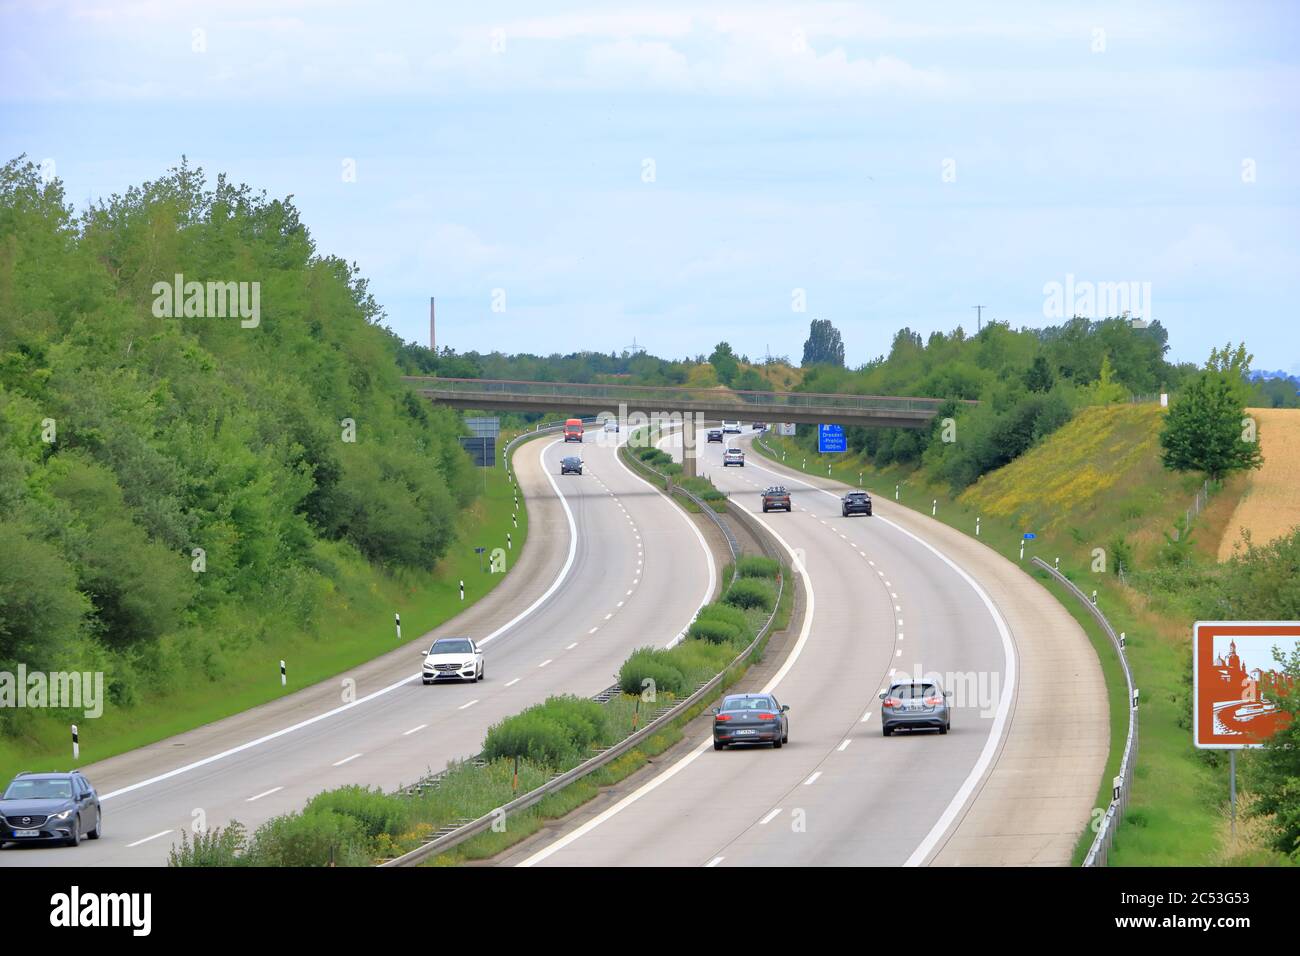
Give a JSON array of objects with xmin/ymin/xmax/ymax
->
[
  {"xmin": 507, "ymin": 532, "xmax": 512, "ymax": 550},
  {"xmin": 459, "ymin": 580, "xmax": 465, "ymax": 602},
  {"xmin": 1019, "ymin": 539, "xmax": 1025, "ymax": 561},
  {"xmin": 931, "ymin": 499, "xmax": 937, "ymax": 516},
  {"xmin": 975, "ymin": 516, "xmax": 981, "ymax": 537},
  {"xmin": 280, "ymin": 660, "xmax": 286, "ymax": 687},
  {"xmin": 72, "ymin": 724, "xmax": 79, "ymax": 761},
  {"xmin": 395, "ymin": 612, "xmax": 401, "ymax": 641}
]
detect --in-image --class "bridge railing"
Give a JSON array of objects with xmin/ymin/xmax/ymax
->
[{"xmin": 404, "ymin": 376, "xmax": 961, "ymax": 415}]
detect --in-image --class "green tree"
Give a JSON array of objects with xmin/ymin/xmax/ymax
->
[
  {"xmin": 1245, "ymin": 642, "xmax": 1300, "ymax": 859},
  {"xmin": 1023, "ymin": 355, "xmax": 1055, "ymax": 393},
  {"xmin": 709, "ymin": 342, "xmax": 739, "ymax": 385},
  {"xmin": 801, "ymin": 319, "xmax": 845, "ymax": 367},
  {"xmin": 1159, "ymin": 365, "xmax": 1264, "ymax": 482}
]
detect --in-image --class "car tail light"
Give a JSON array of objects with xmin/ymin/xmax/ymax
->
[
  {"xmin": 715, "ymin": 714, "xmax": 731, "ymax": 722},
  {"xmin": 924, "ymin": 696, "xmax": 943, "ymax": 706},
  {"xmin": 884, "ymin": 698, "xmax": 902, "ymax": 708}
]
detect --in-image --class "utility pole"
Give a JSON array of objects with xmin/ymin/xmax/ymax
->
[{"xmin": 972, "ymin": 305, "xmax": 985, "ymax": 333}]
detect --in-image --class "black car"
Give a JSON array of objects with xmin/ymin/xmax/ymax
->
[
  {"xmin": 713, "ymin": 693, "xmax": 790, "ymax": 749},
  {"xmin": 0, "ymin": 771, "xmax": 101, "ymax": 847},
  {"xmin": 706, "ymin": 429, "xmax": 724, "ymax": 443},
  {"xmin": 560, "ymin": 455, "xmax": 583, "ymax": 475},
  {"xmin": 761, "ymin": 485, "xmax": 791, "ymax": 512},
  {"xmin": 841, "ymin": 490, "xmax": 872, "ymax": 517}
]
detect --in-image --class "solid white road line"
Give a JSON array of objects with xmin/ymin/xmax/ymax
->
[
  {"xmin": 101, "ymin": 437, "xmax": 581, "ymax": 804},
  {"xmin": 739, "ymin": 441, "xmax": 1020, "ymax": 866},
  {"xmin": 519, "ymin": 489, "xmax": 819, "ymax": 868}
]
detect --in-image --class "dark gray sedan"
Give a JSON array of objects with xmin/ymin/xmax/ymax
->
[
  {"xmin": 560, "ymin": 455, "xmax": 583, "ymax": 475},
  {"xmin": 0, "ymin": 771, "xmax": 101, "ymax": 847},
  {"xmin": 880, "ymin": 680, "xmax": 951, "ymax": 735},
  {"xmin": 712, "ymin": 693, "xmax": 789, "ymax": 749}
]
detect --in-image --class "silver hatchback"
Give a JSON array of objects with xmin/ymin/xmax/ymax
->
[{"xmin": 879, "ymin": 680, "xmax": 951, "ymax": 736}]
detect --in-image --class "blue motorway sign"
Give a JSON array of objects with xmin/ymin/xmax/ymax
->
[
  {"xmin": 1023, "ymin": 532, "xmax": 1036, "ymax": 540},
  {"xmin": 818, "ymin": 424, "xmax": 847, "ymax": 453}
]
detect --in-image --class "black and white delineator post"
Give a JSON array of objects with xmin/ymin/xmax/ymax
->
[
  {"xmin": 72, "ymin": 724, "xmax": 79, "ymax": 761},
  {"xmin": 395, "ymin": 612, "xmax": 401, "ymax": 641},
  {"xmin": 459, "ymin": 580, "xmax": 465, "ymax": 601},
  {"xmin": 1112, "ymin": 774, "xmax": 1122, "ymax": 803},
  {"xmin": 512, "ymin": 512, "xmax": 517, "ymax": 528},
  {"xmin": 507, "ymin": 533, "xmax": 512, "ymax": 550},
  {"xmin": 1119, "ymin": 631, "xmax": 1126, "ymax": 649},
  {"xmin": 975, "ymin": 516, "xmax": 981, "ymax": 537},
  {"xmin": 280, "ymin": 659, "xmax": 286, "ymax": 687}
]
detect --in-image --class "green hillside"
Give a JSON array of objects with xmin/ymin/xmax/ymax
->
[{"xmin": 0, "ymin": 157, "xmax": 517, "ymax": 776}]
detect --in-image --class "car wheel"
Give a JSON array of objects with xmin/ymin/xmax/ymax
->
[
  {"xmin": 939, "ymin": 723, "xmax": 948, "ymax": 735},
  {"xmin": 882, "ymin": 725, "xmax": 891, "ymax": 737},
  {"xmin": 772, "ymin": 736, "xmax": 782, "ymax": 749},
  {"xmin": 713, "ymin": 741, "xmax": 724, "ymax": 751},
  {"xmin": 68, "ymin": 816, "xmax": 81, "ymax": 847},
  {"xmin": 88, "ymin": 809, "xmax": 101, "ymax": 840},
  {"xmin": 478, "ymin": 664, "xmax": 485, "ymax": 682}
]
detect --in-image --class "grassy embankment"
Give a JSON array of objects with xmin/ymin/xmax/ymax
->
[
  {"xmin": 754, "ymin": 404, "xmax": 1270, "ymax": 866},
  {"xmin": 0, "ymin": 451, "xmax": 527, "ymax": 784}
]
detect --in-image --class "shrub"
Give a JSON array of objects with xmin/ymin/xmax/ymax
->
[
  {"xmin": 482, "ymin": 695, "xmax": 607, "ymax": 766},
  {"xmin": 247, "ymin": 809, "xmax": 372, "ymax": 867},
  {"xmin": 695, "ymin": 602, "xmax": 750, "ymax": 635},
  {"xmin": 688, "ymin": 617, "xmax": 742, "ymax": 645},
  {"xmin": 724, "ymin": 578, "xmax": 775, "ymax": 611},
  {"xmin": 736, "ymin": 556, "xmax": 780, "ymax": 579},
  {"xmin": 483, "ymin": 711, "xmax": 574, "ymax": 765},
  {"xmin": 667, "ymin": 639, "xmax": 734, "ymax": 684},
  {"xmin": 304, "ymin": 785, "xmax": 410, "ymax": 840},
  {"xmin": 167, "ymin": 822, "xmax": 247, "ymax": 867},
  {"xmin": 618, "ymin": 647, "xmax": 689, "ymax": 697}
]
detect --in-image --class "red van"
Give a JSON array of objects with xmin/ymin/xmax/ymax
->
[{"xmin": 563, "ymin": 418, "xmax": 584, "ymax": 442}]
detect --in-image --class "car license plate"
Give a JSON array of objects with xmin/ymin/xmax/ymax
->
[
  {"xmin": 13, "ymin": 829, "xmax": 39, "ymax": 838},
  {"xmin": 735, "ymin": 729, "xmax": 757, "ymax": 735}
]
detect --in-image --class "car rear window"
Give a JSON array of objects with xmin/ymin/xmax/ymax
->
[
  {"xmin": 892, "ymin": 683, "xmax": 938, "ymax": 699},
  {"xmin": 722, "ymin": 697, "xmax": 775, "ymax": 711}
]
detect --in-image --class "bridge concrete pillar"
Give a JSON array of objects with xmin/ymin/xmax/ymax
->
[{"xmin": 680, "ymin": 412, "xmax": 697, "ymax": 478}]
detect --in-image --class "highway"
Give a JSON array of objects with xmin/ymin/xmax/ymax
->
[
  {"xmin": 506, "ymin": 425, "xmax": 1107, "ymax": 867},
  {"xmin": 0, "ymin": 429, "xmax": 717, "ymax": 866}
]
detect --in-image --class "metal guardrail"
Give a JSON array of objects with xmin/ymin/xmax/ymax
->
[
  {"xmin": 409, "ymin": 375, "xmax": 961, "ymax": 415},
  {"xmin": 381, "ymin": 435, "xmax": 786, "ymax": 867},
  {"xmin": 1031, "ymin": 558, "xmax": 1138, "ymax": 868}
]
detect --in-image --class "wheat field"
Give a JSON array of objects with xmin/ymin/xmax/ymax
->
[{"xmin": 1217, "ymin": 407, "xmax": 1300, "ymax": 560}]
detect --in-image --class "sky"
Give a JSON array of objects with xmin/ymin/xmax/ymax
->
[{"xmin": 2, "ymin": 1, "xmax": 1297, "ymax": 371}]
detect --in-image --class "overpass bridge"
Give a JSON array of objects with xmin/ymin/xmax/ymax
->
[
  {"xmin": 405, "ymin": 376, "xmax": 968, "ymax": 478},
  {"xmin": 404, "ymin": 377, "xmax": 961, "ymax": 429}
]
